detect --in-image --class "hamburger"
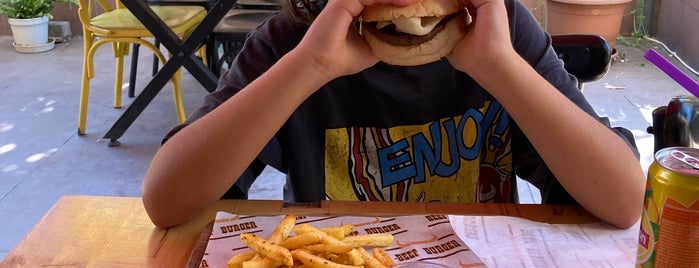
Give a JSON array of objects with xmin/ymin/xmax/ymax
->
[{"xmin": 360, "ymin": 0, "xmax": 471, "ymax": 66}]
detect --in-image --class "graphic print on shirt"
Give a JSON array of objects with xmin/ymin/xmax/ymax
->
[{"xmin": 325, "ymin": 101, "xmax": 513, "ymax": 203}]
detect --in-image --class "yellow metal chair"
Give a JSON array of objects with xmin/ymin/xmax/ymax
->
[{"xmin": 76, "ymin": 0, "xmax": 206, "ymax": 135}]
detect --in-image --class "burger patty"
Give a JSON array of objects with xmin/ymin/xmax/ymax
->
[{"xmin": 362, "ymin": 12, "xmax": 460, "ymax": 47}]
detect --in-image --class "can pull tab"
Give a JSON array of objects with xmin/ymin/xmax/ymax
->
[{"xmin": 670, "ymin": 150, "xmax": 699, "ymax": 169}]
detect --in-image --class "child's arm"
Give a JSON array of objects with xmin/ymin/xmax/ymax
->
[
  {"xmin": 141, "ymin": 0, "xmax": 414, "ymax": 228},
  {"xmin": 449, "ymin": 0, "xmax": 645, "ymax": 228}
]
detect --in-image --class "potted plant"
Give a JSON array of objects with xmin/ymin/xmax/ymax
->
[
  {"xmin": 0, "ymin": 0, "xmax": 77, "ymax": 52},
  {"xmin": 546, "ymin": 0, "xmax": 634, "ymax": 52}
]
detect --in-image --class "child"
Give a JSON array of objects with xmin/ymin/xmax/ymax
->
[{"xmin": 142, "ymin": 0, "xmax": 645, "ymax": 229}]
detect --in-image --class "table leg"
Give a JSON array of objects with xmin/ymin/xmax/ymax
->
[{"xmin": 103, "ymin": 0, "xmax": 236, "ymax": 145}]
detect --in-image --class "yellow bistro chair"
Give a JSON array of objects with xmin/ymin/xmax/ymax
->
[{"xmin": 76, "ymin": 0, "xmax": 206, "ymax": 135}]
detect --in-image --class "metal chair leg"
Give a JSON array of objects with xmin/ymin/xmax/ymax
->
[
  {"xmin": 129, "ymin": 43, "xmax": 140, "ymax": 98},
  {"xmin": 152, "ymin": 39, "xmax": 160, "ymax": 76},
  {"xmin": 114, "ymin": 42, "xmax": 127, "ymax": 109}
]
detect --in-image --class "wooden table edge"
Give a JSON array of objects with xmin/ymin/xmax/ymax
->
[{"xmin": 1, "ymin": 196, "xmax": 600, "ymax": 268}]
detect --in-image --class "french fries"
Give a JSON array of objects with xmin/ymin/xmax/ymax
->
[
  {"xmin": 226, "ymin": 251, "xmax": 257, "ymax": 268},
  {"xmin": 239, "ymin": 233, "xmax": 294, "ymax": 266},
  {"xmin": 280, "ymin": 231, "xmax": 325, "ymax": 250},
  {"xmin": 268, "ymin": 215, "xmax": 296, "ymax": 244},
  {"xmin": 357, "ymin": 247, "xmax": 387, "ymax": 268},
  {"xmin": 371, "ymin": 248, "xmax": 395, "ymax": 267},
  {"xmin": 303, "ymin": 243, "xmax": 353, "ymax": 254},
  {"xmin": 228, "ymin": 215, "xmax": 396, "ymax": 268},
  {"xmin": 292, "ymin": 249, "xmax": 361, "ymax": 268},
  {"xmin": 341, "ymin": 234, "xmax": 394, "ymax": 248}
]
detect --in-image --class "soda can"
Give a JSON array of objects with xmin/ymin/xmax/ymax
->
[{"xmin": 636, "ymin": 147, "xmax": 699, "ymax": 267}]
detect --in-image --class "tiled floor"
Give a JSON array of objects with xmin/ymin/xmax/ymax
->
[{"xmin": 0, "ymin": 35, "xmax": 696, "ymax": 261}]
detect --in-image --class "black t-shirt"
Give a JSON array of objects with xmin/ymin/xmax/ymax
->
[{"xmin": 166, "ymin": 0, "xmax": 638, "ymax": 204}]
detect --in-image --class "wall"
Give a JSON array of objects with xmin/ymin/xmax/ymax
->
[
  {"xmin": 652, "ymin": 0, "xmax": 699, "ymax": 72},
  {"xmin": 50, "ymin": 2, "xmax": 84, "ymax": 37},
  {"xmin": 0, "ymin": 0, "xmax": 634, "ymax": 37},
  {"xmin": 2, "ymin": 0, "xmax": 697, "ymax": 71}
]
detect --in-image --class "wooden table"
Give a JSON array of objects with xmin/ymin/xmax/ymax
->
[{"xmin": 0, "ymin": 195, "xmax": 598, "ymax": 267}]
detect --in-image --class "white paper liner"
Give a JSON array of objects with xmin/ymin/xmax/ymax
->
[
  {"xmin": 449, "ymin": 215, "xmax": 640, "ymax": 267},
  {"xmin": 199, "ymin": 212, "xmax": 487, "ymax": 267}
]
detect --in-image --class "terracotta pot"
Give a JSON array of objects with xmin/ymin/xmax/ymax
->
[{"xmin": 546, "ymin": 0, "xmax": 633, "ymax": 50}]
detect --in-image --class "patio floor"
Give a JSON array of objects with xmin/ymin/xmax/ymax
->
[{"xmin": 0, "ymin": 35, "xmax": 696, "ymax": 261}]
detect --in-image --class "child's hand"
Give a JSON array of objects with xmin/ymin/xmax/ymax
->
[
  {"xmin": 447, "ymin": 0, "xmax": 516, "ymax": 74},
  {"xmin": 294, "ymin": 0, "xmax": 412, "ymax": 80}
]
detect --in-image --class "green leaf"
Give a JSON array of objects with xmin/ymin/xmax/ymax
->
[{"xmin": 0, "ymin": 0, "xmax": 77, "ymax": 19}]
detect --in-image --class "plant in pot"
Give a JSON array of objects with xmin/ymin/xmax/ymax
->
[
  {"xmin": 0, "ymin": 0, "xmax": 77, "ymax": 53},
  {"xmin": 546, "ymin": 0, "xmax": 634, "ymax": 52}
]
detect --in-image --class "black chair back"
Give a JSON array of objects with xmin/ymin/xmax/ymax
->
[{"xmin": 551, "ymin": 34, "xmax": 612, "ymax": 90}]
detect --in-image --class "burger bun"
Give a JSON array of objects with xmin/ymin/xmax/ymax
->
[{"xmin": 361, "ymin": 0, "xmax": 470, "ymax": 66}]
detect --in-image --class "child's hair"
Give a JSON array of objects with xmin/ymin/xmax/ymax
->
[{"xmin": 281, "ymin": 0, "xmax": 325, "ymax": 25}]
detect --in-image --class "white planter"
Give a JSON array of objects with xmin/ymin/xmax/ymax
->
[{"xmin": 8, "ymin": 16, "xmax": 55, "ymax": 53}]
